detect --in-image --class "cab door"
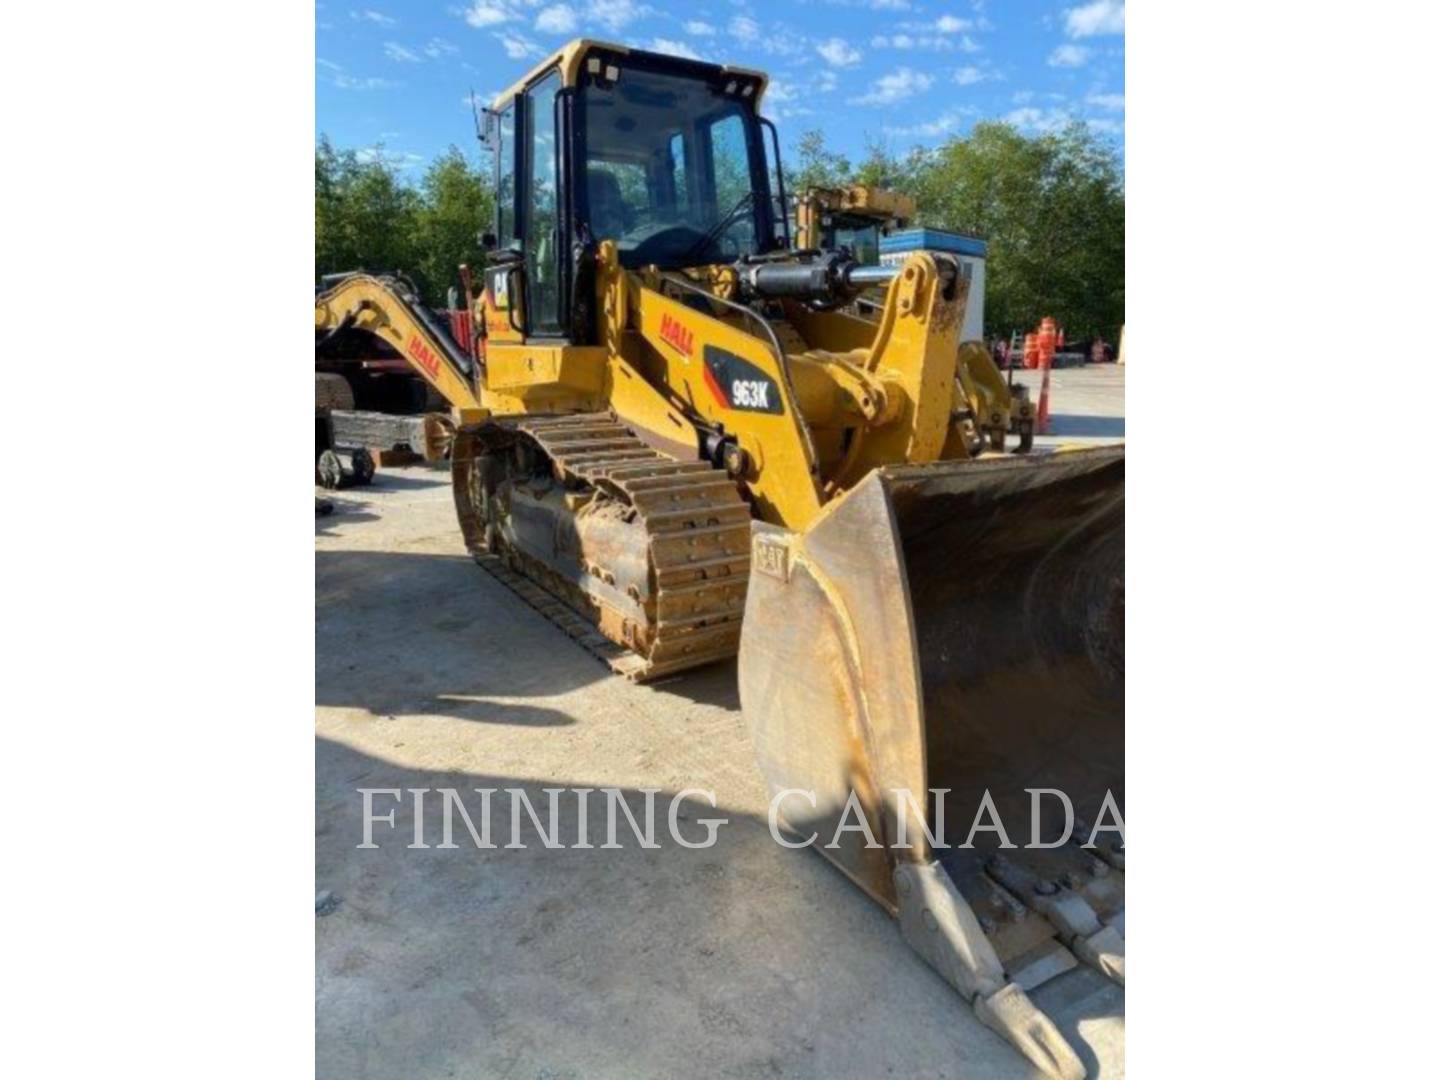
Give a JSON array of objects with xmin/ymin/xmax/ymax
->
[
  {"xmin": 482, "ymin": 69, "xmax": 567, "ymax": 345},
  {"xmin": 482, "ymin": 101, "xmax": 523, "ymax": 346},
  {"xmin": 521, "ymin": 69, "xmax": 564, "ymax": 338}
]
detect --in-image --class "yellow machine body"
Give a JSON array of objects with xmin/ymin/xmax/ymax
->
[{"xmin": 314, "ymin": 39, "xmax": 1122, "ymax": 1078}]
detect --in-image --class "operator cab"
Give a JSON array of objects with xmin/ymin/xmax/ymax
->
[{"xmin": 483, "ymin": 40, "xmax": 789, "ymax": 340}]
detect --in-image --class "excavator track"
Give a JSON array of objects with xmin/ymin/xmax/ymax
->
[{"xmin": 454, "ymin": 413, "xmax": 751, "ymax": 682}]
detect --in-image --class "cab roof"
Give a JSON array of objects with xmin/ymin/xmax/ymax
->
[{"xmin": 492, "ymin": 38, "xmax": 770, "ymax": 111}]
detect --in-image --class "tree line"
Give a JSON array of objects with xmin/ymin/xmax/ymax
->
[
  {"xmin": 316, "ymin": 121, "xmax": 1124, "ymax": 339},
  {"xmin": 315, "ymin": 137, "xmax": 493, "ymax": 309}
]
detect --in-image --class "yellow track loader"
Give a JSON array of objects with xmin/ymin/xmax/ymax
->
[{"xmin": 315, "ymin": 39, "xmax": 1123, "ymax": 1078}]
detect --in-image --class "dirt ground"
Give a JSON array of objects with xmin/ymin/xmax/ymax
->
[{"xmin": 315, "ymin": 364, "xmax": 1125, "ymax": 1079}]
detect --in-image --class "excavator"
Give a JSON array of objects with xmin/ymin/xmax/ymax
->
[{"xmin": 315, "ymin": 39, "xmax": 1123, "ymax": 1078}]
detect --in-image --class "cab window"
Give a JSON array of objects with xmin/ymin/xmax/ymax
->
[
  {"xmin": 524, "ymin": 70, "xmax": 562, "ymax": 334},
  {"xmin": 495, "ymin": 103, "xmax": 516, "ymax": 250}
]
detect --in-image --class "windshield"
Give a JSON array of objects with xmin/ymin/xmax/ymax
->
[
  {"xmin": 830, "ymin": 219, "xmax": 882, "ymax": 264},
  {"xmin": 580, "ymin": 67, "xmax": 767, "ymax": 269}
]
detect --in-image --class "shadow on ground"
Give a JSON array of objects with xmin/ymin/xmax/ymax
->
[
  {"xmin": 315, "ymin": 736, "xmax": 1122, "ymax": 1079},
  {"xmin": 317, "ymin": 548, "xmax": 613, "ymax": 721},
  {"xmin": 316, "ymin": 500, "xmax": 380, "ymax": 536},
  {"xmin": 368, "ymin": 470, "xmax": 450, "ymax": 491}
]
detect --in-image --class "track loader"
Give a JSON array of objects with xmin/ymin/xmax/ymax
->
[{"xmin": 314, "ymin": 39, "xmax": 1123, "ymax": 1077}]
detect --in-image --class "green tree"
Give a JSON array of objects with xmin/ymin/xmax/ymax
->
[
  {"xmin": 315, "ymin": 137, "xmax": 424, "ymax": 285},
  {"xmin": 911, "ymin": 121, "xmax": 1124, "ymax": 340},
  {"xmin": 789, "ymin": 124, "xmax": 1125, "ymax": 341},
  {"xmin": 413, "ymin": 146, "xmax": 494, "ymax": 304},
  {"xmin": 791, "ymin": 129, "xmax": 853, "ymax": 191},
  {"xmin": 315, "ymin": 137, "xmax": 493, "ymax": 307}
]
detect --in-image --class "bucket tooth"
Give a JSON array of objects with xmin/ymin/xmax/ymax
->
[
  {"xmin": 974, "ymin": 983, "xmax": 1086, "ymax": 1080},
  {"xmin": 895, "ymin": 861, "xmax": 1085, "ymax": 1080},
  {"xmin": 986, "ymin": 853, "xmax": 1124, "ymax": 988},
  {"xmin": 1074, "ymin": 924, "xmax": 1125, "ymax": 985}
]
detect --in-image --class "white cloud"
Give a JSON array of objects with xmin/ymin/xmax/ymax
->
[
  {"xmin": 535, "ymin": 5, "xmax": 578, "ymax": 34},
  {"xmin": 849, "ymin": 66, "xmax": 933, "ymax": 105},
  {"xmin": 884, "ymin": 108, "xmax": 975, "ymax": 138},
  {"xmin": 319, "ymin": 56, "xmax": 398, "ymax": 91},
  {"xmin": 383, "ymin": 41, "xmax": 421, "ymax": 62},
  {"xmin": 424, "ymin": 37, "xmax": 458, "ymax": 59},
  {"xmin": 1065, "ymin": 0, "xmax": 1124, "ymax": 38},
  {"xmin": 495, "ymin": 31, "xmax": 542, "ymax": 59},
  {"xmin": 591, "ymin": 0, "xmax": 647, "ymax": 32},
  {"xmin": 730, "ymin": 16, "xmax": 760, "ymax": 43},
  {"xmin": 331, "ymin": 73, "xmax": 399, "ymax": 90},
  {"xmin": 817, "ymin": 37, "xmax": 862, "ymax": 67},
  {"xmin": 465, "ymin": 2, "xmax": 509, "ymax": 28},
  {"xmin": 684, "ymin": 20, "xmax": 715, "ymax": 36},
  {"xmin": 1087, "ymin": 117, "xmax": 1122, "ymax": 134},
  {"xmin": 650, "ymin": 37, "xmax": 699, "ymax": 59},
  {"xmin": 872, "ymin": 33, "xmax": 961, "ymax": 52},
  {"xmin": 765, "ymin": 78, "xmax": 796, "ymax": 103},
  {"xmin": 1004, "ymin": 106, "xmax": 1072, "ymax": 133},
  {"xmin": 1087, "ymin": 92, "xmax": 1124, "ymax": 110},
  {"xmin": 351, "ymin": 9, "xmax": 396, "ymax": 26},
  {"xmin": 816, "ymin": 69, "xmax": 839, "ymax": 93},
  {"xmin": 1048, "ymin": 43, "xmax": 1090, "ymax": 67},
  {"xmin": 761, "ymin": 30, "xmax": 806, "ymax": 58},
  {"xmin": 953, "ymin": 66, "xmax": 984, "ymax": 86},
  {"xmin": 1004, "ymin": 106, "xmax": 1053, "ymax": 131},
  {"xmin": 935, "ymin": 16, "xmax": 971, "ymax": 33}
]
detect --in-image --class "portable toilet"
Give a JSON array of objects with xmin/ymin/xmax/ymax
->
[{"xmin": 878, "ymin": 228, "xmax": 987, "ymax": 342}]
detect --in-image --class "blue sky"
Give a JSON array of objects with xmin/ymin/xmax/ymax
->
[{"xmin": 316, "ymin": 1, "xmax": 1124, "ymax": 175}]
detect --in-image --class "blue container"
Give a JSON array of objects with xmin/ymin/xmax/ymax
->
[{"xmin": 879, "ymin": 228, "xmax": 988, "ymax": 260}]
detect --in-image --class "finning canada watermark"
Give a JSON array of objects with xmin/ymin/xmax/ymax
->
[{"xmin": 357, "ymin": 787, "xmax": 1125, "ymax": 851}]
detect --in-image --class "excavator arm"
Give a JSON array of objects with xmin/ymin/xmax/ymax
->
[{"xmin": 314, "ymin": 273, "xmax": 485, "ymax": 416}]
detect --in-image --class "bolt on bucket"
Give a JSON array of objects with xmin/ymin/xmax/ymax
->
[{"xmin": 738, "ymin": 445, "xmax": 1123, "ymax": 1078}]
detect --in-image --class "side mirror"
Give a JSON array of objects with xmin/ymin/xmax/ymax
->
[{"xmin": 472, "ymin": 99, "xmax": 499, "ymax": 151}]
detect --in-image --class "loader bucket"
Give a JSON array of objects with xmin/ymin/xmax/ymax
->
[{"xmin": 738, "ymin": 445, "xmax": 1123, "ymax": 1079}]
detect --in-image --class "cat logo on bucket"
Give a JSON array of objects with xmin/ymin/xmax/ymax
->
[{"xmin": 659, "ymin": 313, "xmax": 694, "ymax": 358}]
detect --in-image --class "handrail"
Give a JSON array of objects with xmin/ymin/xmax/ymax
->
[{"xmin": 661, "ymin": 273, "xmax": 820, "ymax": 480}]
